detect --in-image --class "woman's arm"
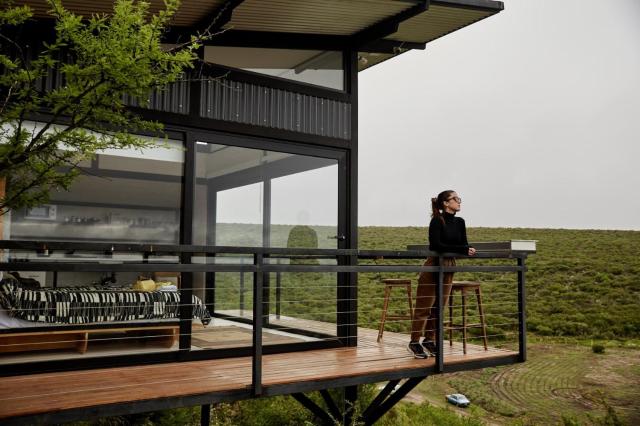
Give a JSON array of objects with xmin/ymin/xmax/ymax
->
[{"xmin": 460, "ymin": 218, "xmax": 476, "ymax": 256}]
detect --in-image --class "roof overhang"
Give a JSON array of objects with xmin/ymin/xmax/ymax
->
[{"xmin": 15, "ymin": 0, "xmax": 503, "ymax": 71}]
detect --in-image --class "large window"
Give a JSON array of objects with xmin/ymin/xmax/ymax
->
[
  {"xmin": 192, "ymin": 140, "xmax": 340, "ymax": 337},
  {"xmin": 193, "ymin": 141, "xmax": 338, "ymax": 247},
  {"xmin": 204, "ymin": 46, "xmax": 344, "ymax": 90},
  {"xmin": 7, "ymin": 137, "xmax": 184, "ymax": 244}
]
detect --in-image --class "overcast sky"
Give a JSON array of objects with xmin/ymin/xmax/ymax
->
[{"xmin": 358, "ymin": 0, "xmax": 640, "ymax": 230}]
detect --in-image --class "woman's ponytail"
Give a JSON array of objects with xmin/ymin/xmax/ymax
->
[
  {"xmin": 431, "ymin": 190, "xmax": 455, "ymax": 224},
  {"xmin": 431, "ymin": 197, "xmax": 442, "ymax": 224}
]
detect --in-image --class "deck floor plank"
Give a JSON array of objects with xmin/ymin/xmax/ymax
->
[{"xmin": 0, "ymin": 328, "xmax": 516, "ymax": 421}]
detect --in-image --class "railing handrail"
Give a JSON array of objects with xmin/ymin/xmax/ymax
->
[{"xmin": 0, "ymin": 239, "xmax": 534, "ymax": 257}]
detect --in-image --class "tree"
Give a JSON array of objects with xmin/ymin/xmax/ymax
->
[{"xmin": 0, "ymin": 0, "xmax": 202, "ymax": 214}]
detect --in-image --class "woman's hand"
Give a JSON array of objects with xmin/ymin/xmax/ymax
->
[{"xmin": 468, "ymin": 247, "xmax": 477, "ymax": 256}]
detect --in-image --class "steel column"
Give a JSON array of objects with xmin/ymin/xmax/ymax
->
[
  {"xmin": 179, "ymin": 135, "xmax": 196, "ymax": 353},
  {"xmin": 200, "ymin": 404, "xmax": 210, "ymax": 426},
  {"xmin": 336, "ymin": 49, "xmax": 358, "ymax": 347},
  {"xmin": 518, "ymin": 256, "xmax": 527, "ymax": 362}
]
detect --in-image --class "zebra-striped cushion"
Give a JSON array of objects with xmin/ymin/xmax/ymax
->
[{"xmin": 0, "ymin": 279, "xmax": 211, "ymax": 325}]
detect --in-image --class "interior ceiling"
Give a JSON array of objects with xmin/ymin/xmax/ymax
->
[
  {"xmin": 203, "ymin": 46, "xmax": 325, "ymax": 69},
  {"xmin": 16, "ymin": 0, "xmax": 503, "ymax": 71},
  {"xmin": 197, "ymin": 145, "xmax": 292, "ymax": 179}
]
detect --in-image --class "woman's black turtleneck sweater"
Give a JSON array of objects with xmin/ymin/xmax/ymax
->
[{"xmin": 428, "ymin": 211, "xmax": 470, "ymax": 255}]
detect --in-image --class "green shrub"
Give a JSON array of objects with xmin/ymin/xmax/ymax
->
[{"xmin": 378, "ymin": 402, "xmax": 485, "ymax": 426}]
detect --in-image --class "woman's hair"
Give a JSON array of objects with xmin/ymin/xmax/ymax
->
[{"xmin": 431, "ymin": 190, "xmax": 455, "ymax": 224}]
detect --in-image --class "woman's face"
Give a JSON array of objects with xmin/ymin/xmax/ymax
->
[{"xmin": 443, "ymin": 192, "xmax": 462, "ymax": 213}]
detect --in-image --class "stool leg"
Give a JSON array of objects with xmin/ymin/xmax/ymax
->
[
  {"xmin": 462, "ymin": 289, "xmax": 468, "ymax": 355},
  {"xmin": 476, "ymin": 287, "xmax": 488, "ymax": 350},
  {"xmin": 448, "ymin": 291, "xmax": 454, "ymax": 347},
  {"xmin": 377, "ymin": 285, "xmax": 391, "ymax": 342}
]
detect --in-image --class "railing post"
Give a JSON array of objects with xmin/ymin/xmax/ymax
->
[
  {"xmin": 517, "ymin": 256, "xmax": 527, "ymax": 362},
  {"xmin": 178, "ymin": 253, "xmax": 193, "ymax": 358},
  {"xmin": 239, "ymin": 257, "xmax": 245, "ymax": 316},
  {"xmin": 252, "ymin": 253, "xmax": 263, "ymax": 396},
  {"xmin": 276, "ymin": 259, "xmax": 282, "ymax": 320},
  {"xmin": 205, "ymin": 254, "xmax": 216, "ymax": 316},
  {"xmin": 436, "ymin": 255, "xmax": 444, "ymax": 373}
]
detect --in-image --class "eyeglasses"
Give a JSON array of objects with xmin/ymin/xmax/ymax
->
[{"xmin": 447, "ymin": 197, "xmax": 462, "ymax": 203}]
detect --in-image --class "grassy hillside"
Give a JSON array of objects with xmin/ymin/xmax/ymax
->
[
  {"xmin": 359, "ymin": 226, "xmax": 640, "ymax": 340},
  {"xmin": 212, "ymin": 226, "xmax": 639, "ymax": 344}
]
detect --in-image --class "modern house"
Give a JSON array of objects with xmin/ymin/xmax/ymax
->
[{"xmin": 0, "ymin": 1, "xmax": 535, "ymax": 425}]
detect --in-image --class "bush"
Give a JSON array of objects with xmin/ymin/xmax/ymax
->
[{"xmin": 592, "ymin": 344, "xmax": 606, "ymax": 354}]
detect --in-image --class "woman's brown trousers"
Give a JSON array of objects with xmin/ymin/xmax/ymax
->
[{"xmin": 410, "ymin": 256, "xmax": 456, "ymax": 342}]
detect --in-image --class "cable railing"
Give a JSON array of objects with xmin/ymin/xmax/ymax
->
[{"xmin": 0, "ymin": 239, "xmax": 533, "ymax": 394}]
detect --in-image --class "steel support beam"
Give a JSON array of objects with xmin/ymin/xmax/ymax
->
[
  {"xmin": 360, "ymin": 380, "xmax": 400, "ymax": 420},
  {"xmin": 320, "ymin": 389, "xmax": 342, "ymax": 422},
  {"xmin": 351, "ymin": 1, "xmax": 428, "ymax": 48},
  {"xmin": 361, "ymin": 376, "xmax": 428, "ymax": 425},
  {"xmin": 343, "ymin": 385, "xmax": 358, "ymax": 425},
  {"xmin": 167, "ymin": 29, "xmax": 427, "ymax": 55},
  {"xmin": 360, "ymin": 39, "xmax": 425, "ymax": 53},
  {"xmin": 194, "ymin": 0, "xmax": 245, "ymax": 35},
  {"xmin": 292, "ymin": 393, "xmax": 335, "ymax": 425}
]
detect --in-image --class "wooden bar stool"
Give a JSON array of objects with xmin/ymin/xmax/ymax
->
[
  {"xmin": 377, "ymin": 279, "xmax": 413, "ymax": 342},
  {"xmin": 445, "ymin": 281, "xmax": 488, "ymax": 354}
]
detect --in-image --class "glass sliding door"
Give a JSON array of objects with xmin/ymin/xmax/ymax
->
[{"xmin": 192, "ymin": 136, "xmax": 344, "ymax": 348}]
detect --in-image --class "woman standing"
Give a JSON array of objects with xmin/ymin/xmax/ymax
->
[{"xmin": 408, "ymin": 190, "xmax": 476, "ymax": 359}]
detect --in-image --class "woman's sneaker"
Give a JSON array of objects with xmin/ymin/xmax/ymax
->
[
  {"xmin": 407, "ymin": 341, "xmax": 428, "ymax": 359},
  {"xmin": 422, "ymin": 339, "xmax": 437, "ymax": 356}
]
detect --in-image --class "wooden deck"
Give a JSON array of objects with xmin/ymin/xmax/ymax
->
[{"xmin": 0, "ymin": 326, "xmax": 517, "ymax": 424}]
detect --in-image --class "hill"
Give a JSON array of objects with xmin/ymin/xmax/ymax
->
[{"xmin": 359, "ymin": 226, "xmax": 640, "ymax": 340}]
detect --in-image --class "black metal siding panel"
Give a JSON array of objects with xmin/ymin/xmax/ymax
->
[
  {"xmin": 200, "ymin": 78, "xmax": 351, "ymax": 140},
  {"xmin": 122, "ymin": 77, "xmax": 189, "ymax": 115}
]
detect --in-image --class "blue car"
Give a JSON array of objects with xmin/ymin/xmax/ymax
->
[{"xmin": 446, "ymin": 393, "xmax": 470, "ymax": 407}]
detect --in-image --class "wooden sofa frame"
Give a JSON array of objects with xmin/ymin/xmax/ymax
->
[{"xmin": 0, "ymin": 324, "xmax": 179, "ymax": 354}]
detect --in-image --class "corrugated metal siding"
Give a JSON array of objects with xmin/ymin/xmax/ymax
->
[
  {"xmin": 228, "ymin": 0, "xmax": 416, "ymax": 35},
  {"xmin": 25, "ymin": 42, "xmax": 348, "ymax": 136},
  {"xmin": 25, "ymin": 44, "xmax": 190, "ymax": 115},
  {"xmin": 123, "ymin": 78, "xmax": 190, "ymax": 115},
  {"xmin": 201, "ymin": 78, "xmax": 351, "ymax": 140}
]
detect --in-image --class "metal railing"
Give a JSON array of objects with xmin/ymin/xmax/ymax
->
[{"xmin": 0, "ymin": 240, "xmax": 533, "ymax": 393}]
